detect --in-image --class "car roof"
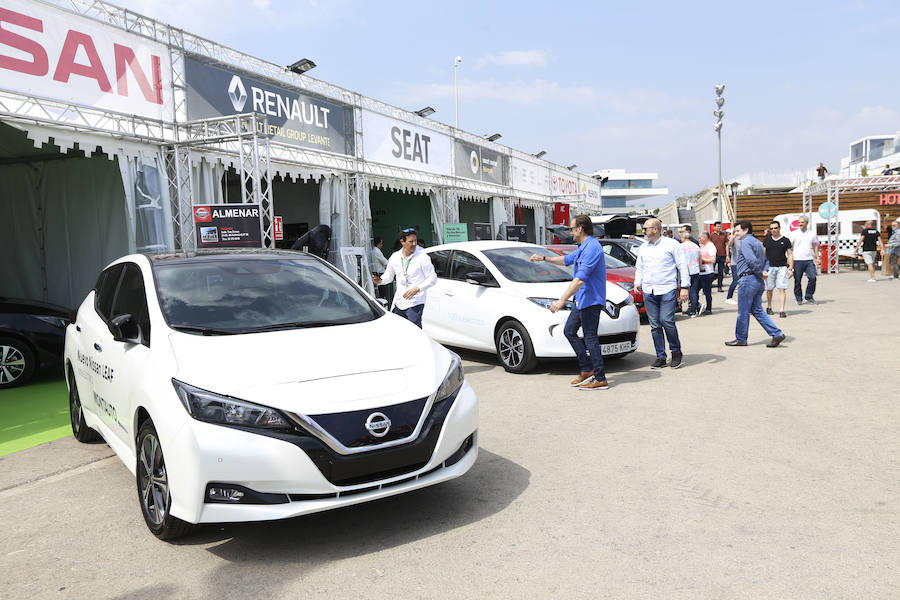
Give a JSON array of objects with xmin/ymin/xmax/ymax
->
[
  {"xmin": 142, "ymin": 248, "xmax": 316, "ymax": 266},
  {"xmin": 426, "ymin": 240, "xmax": 543, "ymax": 252}
]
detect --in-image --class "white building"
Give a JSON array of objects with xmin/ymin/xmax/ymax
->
[
  {"xmin": 840, "ymin": 133, "xmax": 900, "ymax": 177},
  {"xmin": 591, "ymin": 169, "xmax": 668, "ymax": 215}
]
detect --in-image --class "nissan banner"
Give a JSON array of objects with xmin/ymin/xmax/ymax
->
[
  {"xmin": 453, "ymin": 140, "xmax": 508, "ymax": 185},
  {"xmin": 184, "ymin": 55, "xmax": 354, "ymax": 155}
]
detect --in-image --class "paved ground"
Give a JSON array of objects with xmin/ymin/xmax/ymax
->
[{"xmin": 1, "ymin": 271, "xmax": 898, "ymax": 599}]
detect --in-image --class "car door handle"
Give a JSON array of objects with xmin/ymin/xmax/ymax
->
[
  {"xmin": 94, "ymin": 343, "xmax": 103, "ymax": 352},
  {"xmin": 444, "ymin": 291, "xmax": 455, "ymax": 297},
  {"xmin": 76, "ymin": 325, "xmax": 81, "ymax": 332}
]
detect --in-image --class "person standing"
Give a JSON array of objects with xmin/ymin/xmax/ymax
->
[
  {"xmin": 725, "ymin": 221, "xmax": 786, "ymax": 348},
  {"xmin": 789, "ymin": 215, "xmax": 820, "ymax": 305},
  {"xmin": 370, "ymin": 236, "xmax": 389, "ymax": 299},
  {"xmin": 698, "ymin": 231, "xmax": 717, "ymax": 314},
  {"xmin": 724, "ymin": 233, "xmax": 742, "ymax": 305},
  {"xmin": 886, "ymin": 220, "xmax": 900, "ymax": 279},
  {"xmin": 679, "ymin": 227, "xmax": 701, "ymax": 317},
  {"xmin": 816, "ymin": 162, "xmax": 828, "ymax": 182},
  {"xmin": 709, "ymin": 221, "xmax": 730, "ymax": 291},
  {"xmin": 372, "ymin": 228, "xmax": 436, "ymax": 328},
  {"xmin": 763, "ymin": 221, "xmax": 793, "ymax": 318},
  {"xmin": 854, "ymin": 220, "xmax": 884, "ymax": 283},
  {"xmin": 529, "ymin": 215, "xmax": 609, "ymax": 390},
  {"xmin": 635, "ymin": 218, "xmax": 690, "ymax": 369}
]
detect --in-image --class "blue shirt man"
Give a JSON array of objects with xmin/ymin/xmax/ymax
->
[
  {"xmin": 530, "ymin": 215, "xmax": 609, "ymax": 390},
  {"xmin": 726, "ymin": 221, "xmax": 786, "ymax": 348}
]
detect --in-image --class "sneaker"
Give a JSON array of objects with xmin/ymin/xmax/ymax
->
[
  {"xmin": 650, "ymin": 357, "xmax": 667, "ymax": 369},
  {"xmin": 689, "ymin": 313, "xmax": 697, "ymax": 318},
  {"xmin": 867, "ymin": 278, "xmax": 877, "ymax": 283},
  {"xmin": 725, "ymin": 298, "xmax": 737, "ymax": 305},
  {"xmin": 670, "ymin": 352, "xmax": 683, "ymax": 369},
  {"xmin": 766, "ymin": 307, "xmax": 774, "ymax": 315},
  {"xmin": 570, "ymin": 372, "xmax": 594, "ymax": 387},
  {"xmin": 724, "ymin": 339, "xmax": 747, "ymax": 346},
  {"xmin": 767, "ymin": 334, "xmax": 786, "ymax": 348},
  {"xmin": 806, "ymin": 299, "xmax": 817, "ymax": 305},
  {"xmin": 779, "ymin": 311, "xmax": 787, "ymax": 318},
  {"xmin": 796, "ymin": 299, "xmax": 803, "ymax": 305},
  {"xmin": 702, "ymin": 309, "xmax": 712, "ymax": 315},
  {"xmin": 578, "ymin": 378, "xmax": 609, "ymax": 391}
]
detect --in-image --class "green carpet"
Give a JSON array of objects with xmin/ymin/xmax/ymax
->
[{"xmin": 0, "ymin": 374, "xmax": 70, "ymax": 456}]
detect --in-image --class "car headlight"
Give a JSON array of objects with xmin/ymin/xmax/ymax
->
[
  {"xmin": 434, "ymin": 351, "xmax": 464, "ymax": 403},
  {"xmin": 528, "ymin": 297, "xmax": 574, "ymax": 311},
  {"xmin": 172, "ymin": 379, "xmax": 293, "ymax": 431},
  {"xmin": 615, "ymin": 281, "xmax": 635, "ymax": 292}
]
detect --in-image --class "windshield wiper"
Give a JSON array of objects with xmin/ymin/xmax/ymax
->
[
  {"xmin": 241, "ymin": 320, "xmax": 341, "ymax": 333},
  {"xmin": 170, "ymin": 325, "xmax": 239, "ymax": 336}
]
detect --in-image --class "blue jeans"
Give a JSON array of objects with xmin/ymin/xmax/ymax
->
[
  {"xmin": 793, "ymin": 260, "xmax": 817, "ymax": 301},
  {"xmin": 736, "ymin": 275, "xmax": 784, "ymax": 342},
  {"xmin": 688, "ymin": 274, "xmax": 700, "ymax": 315},
  {"xmin": 393, "ymin": 304, "xmax": 425, "ymax": 328},
  {"xmin": 563, "ymin": 304, "xmax": 607, "ymax": 380},
  {"xmin": 715, "ymin": 256, "xmax": 727, "ymax": 289},
  {"xmin": 644, "ymin": 289, "xmax": 681, "ymax": 358},
  {"xmin": 727, "ymin": 267, "xmax": 739, "ymax": 299},
  {"xmin": 699, "ymin": 273, "xmax": 714, "ymax": 310}
]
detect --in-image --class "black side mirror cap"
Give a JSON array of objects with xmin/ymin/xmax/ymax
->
[{"xmin": 109, "ymin": 314, "xmax": 141, "ymax": 344}]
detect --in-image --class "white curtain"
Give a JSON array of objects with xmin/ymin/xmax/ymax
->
[
  {"xmin": 533, "ymin": 204, "xmax": 546, "ymax": 245},
  {"xmin": 191, "ymin": 157, "xmax": 225, "ymax": 205},
  {"xmin": 491, "ymin": 197, "xmax": 508, "ymax": 239},
  {"xmin": 319, "ymin": 175, "xmax": 350, "ymax": 266},
  {"xmin": 429, "ymin": 189, "xmax": 446, "ymax": 244},
  {"xmin": 117, "ymin": 150, "xmax": 175, "ymax": 255}
]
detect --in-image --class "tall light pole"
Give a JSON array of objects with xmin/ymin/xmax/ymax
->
[
  {"xmin": 714, "ymin": 83, "xmax": 725, "ymax": 222},
  {"xmin": 454, "ymin": 56, "xmax": 462, "ymax": 129}
]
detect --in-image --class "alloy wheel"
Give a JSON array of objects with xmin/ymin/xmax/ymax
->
[
  {"xmin": 138, "ymin": 432, "xmax": 170, "ymax": 526},
  {"xmin": 0, "ymin": 345, "xmax": 26, "ymax": 386},
  {"xmin": 499, "ymin": 328, "xmax": 524, "ymax": 368},
  {"xmin": 69, "ymin": 382, "xmax": 83, "ymax": 435}
]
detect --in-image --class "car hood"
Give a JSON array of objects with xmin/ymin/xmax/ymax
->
[
  {"xmin": 502, "ymin": 280, "xmax": 630, "ymax": 304},
  {"xmin": 166, "ymin": 313, "xmax": 450, "ymax": 415}
]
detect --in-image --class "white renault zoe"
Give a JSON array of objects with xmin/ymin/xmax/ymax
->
[
  {"xmin": 422, "ymin": 241, "xmax": 639, "ymax": 373},
  {"xmin": 64, "ymin": 250, "xmax": 478, "ymax": 540}
]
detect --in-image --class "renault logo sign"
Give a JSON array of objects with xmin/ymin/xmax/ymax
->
[
  {"xmin": 228, "ymin": 75, "xmax": 247, "ymax": 111},
  {"xmin": 365, "ymin": 412, "xmax": 391, "ymax": 438}
]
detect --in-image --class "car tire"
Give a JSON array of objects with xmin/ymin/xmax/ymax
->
[
  {"xmin": 68, "ymin": 368, "xmax": 100, "ymax": 443},
  {"xmin": 136, "ymin": 420, "xmax": 192, "ymax": 540},
  {"xmin": 495, "ymin": 320, "xmax": 538, "ymax": 374},
  {"xmin": 0, "ymin": 336, "xmax": 36, "ymax": 389}
]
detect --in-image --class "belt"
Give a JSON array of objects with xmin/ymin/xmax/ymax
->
[{"xmin": 739, "ymin": 271, "xmax": 759, "ymax": 278}]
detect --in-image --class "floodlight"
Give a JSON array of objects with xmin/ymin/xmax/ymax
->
[{"xmin": 287, "ymin": 59, "xmax": 316, "ymax": 74}]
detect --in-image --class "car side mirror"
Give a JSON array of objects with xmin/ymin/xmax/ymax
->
[
  {"xmin": 465, "ymin": 272, "xmax": 493, "ymax": 286},
  {"xmin": 109, "ymin": 314, "xmax": 141, "ymax": 344}
]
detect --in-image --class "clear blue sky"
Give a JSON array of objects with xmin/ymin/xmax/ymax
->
[{"xmin": 131, "ymin": 0, "xmax": 899, "ymax": 202}]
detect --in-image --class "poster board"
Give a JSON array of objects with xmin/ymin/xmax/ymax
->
[{"xmin": 340, "ymin": 246, "xmax": 375, "ymax": 296}]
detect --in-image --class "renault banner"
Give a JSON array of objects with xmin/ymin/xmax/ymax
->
[
  {"xmin": 453, "ymin": 140, "xmax": 508, "ymax": 185},
  {"xmin": 184, "ymin": 55, "xmax": 354, "ymax": 155}
]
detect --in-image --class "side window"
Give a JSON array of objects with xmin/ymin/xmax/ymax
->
[
  {"xmin": 95, "ymin": 265, "xmax": 124, "ymax": 321},
  {"xmin": 609, "ymin": 245, "xmax": 628, "ymax": 262},
  {"xmin": 429, "ymin": 250, "xmax": 452, "ymax": 278},
  {"xmin": 110, "ymin": 264, "xmax": 151, "ymax": 345},
  {"xmin": 602, "ymin": 244, "xmax": 613, "ymax": 255},
  {"xmin": 450, "ymin": 252, "xmax": 491, "ymax": 282}
]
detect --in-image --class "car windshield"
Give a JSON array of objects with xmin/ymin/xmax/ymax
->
[
  {"xmin": 605, "ymin": 254, "xmax": 628, "ymax": 269},
  {"xmin": 154, "ymin": 257, "xmax": 379, "ymax": 334},
  {"xmin": 483, "ymin": 247, "xmax": 573, "ymax": 283}
]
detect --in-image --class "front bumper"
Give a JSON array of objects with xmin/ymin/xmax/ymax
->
[
  {"xmin": 165, "ymin": 381, "xmax": 479, "ymax": 523},
  {"xmin": 530, "ymin": 304, "xmax": 640, "ymax": 358}
]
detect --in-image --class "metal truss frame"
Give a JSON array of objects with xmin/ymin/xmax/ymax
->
[{"xmin": 803, "ymin": 176, "xmax": 900, "ymax": 273}]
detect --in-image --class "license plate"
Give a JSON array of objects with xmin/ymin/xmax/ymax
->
[{"xmin": 601, "ymin": 341, "xmax": 632, "ymax": 355}]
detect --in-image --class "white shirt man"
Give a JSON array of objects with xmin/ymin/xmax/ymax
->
[
  {"xmin": 788, "ymin": 216, "xmax": 819, "ymax": 304},
  {"xmin": 373, "ymin": 230, "xmax": 437, "ymax": 328}
]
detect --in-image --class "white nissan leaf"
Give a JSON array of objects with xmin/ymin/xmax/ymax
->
[
  {"xmin": 64, "ymin": 250, "xmax": 478, "ymax": 540},
  {"xmin": 422, "ymin": 241, "xmax": 639, "ymax": 373}
]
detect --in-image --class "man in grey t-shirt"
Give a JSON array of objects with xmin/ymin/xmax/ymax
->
[{"xmin": 724, "ymin": 233, "xmax": 742, "ymax": 304}]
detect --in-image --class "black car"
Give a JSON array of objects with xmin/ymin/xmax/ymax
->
[
  {"xmin": 0, "ymin": 298, "xmax": 72, "ymax": 388},
  {"xmin": 597, "ymin": 238, "xmax": 644, "ymax": 266}
]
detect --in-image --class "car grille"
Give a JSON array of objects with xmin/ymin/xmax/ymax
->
[
  {"xmin": 597, "ymin": 332, "xmax": 636, "ymax": 345},
  {"xmin": 302, "ymin": 397, "xmax": 428, "ymax": 448}
]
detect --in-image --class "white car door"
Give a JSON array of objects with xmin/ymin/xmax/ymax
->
[
  {"xmin": 437, "ymin": 251, "xmax": 500, "ymax": 351},
  {"xmin": 422, "ymin": 249, "xmax": 463, "ymax": 345}
]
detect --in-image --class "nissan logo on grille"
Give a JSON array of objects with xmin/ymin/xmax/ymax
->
[{"xmin": 365, "ymin": 412, "xmax": 391, "ymax": 438}]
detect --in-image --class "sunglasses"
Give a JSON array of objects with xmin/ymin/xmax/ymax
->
[{"xmin": 401, "ymin": 228, "xmax": 417, "ymax": 233}]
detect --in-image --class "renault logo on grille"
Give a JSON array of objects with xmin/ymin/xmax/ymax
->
[{"xmin": 365, "ymin": 412, "xmax": 391, "ymax": 438}]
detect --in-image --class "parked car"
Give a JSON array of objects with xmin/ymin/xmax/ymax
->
[
  {"xmin": 545, "ymin": 245, "xmax": 644, "ymax": 315},
  {"xmin": 422, "ymin": 241, "xmax": 639, "ymax": 373},
  {"xmin": 64, "ymin": 250, "xmax": 478, "ymax": 540},
  {"xmin": 596, "ymin": 238, "xmax": 644, "ymax": 267},
  {"xmin": 0, "ymin": 298, "xmax": 72, "ymax": 388}
]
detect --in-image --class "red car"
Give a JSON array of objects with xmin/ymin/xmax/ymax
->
[{"xmin": 545, "ymin": 244, "xmax": 645, "ymax": 315}]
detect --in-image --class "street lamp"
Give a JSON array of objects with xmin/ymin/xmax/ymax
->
[
  {"xmin": 415, "ymin": 106, "xmax": 436, "ymax": 117},
  {"xmin": 714, "ymin": 83, "xmax": 725, "ymax": 222},
  {"xmin": 485, "ymin": 133, "xmax": 502, "ymax": 142},
  {"xmin": 454, "ymin": 56, "xmax": 462, "ymax": 128},
  {"xmin": 534, "ymin": 150, "xmax": 547, "ymax": 159},
  {"xmin": 287, "ymin": 58, "xmax": 316, "ymax": 74}
]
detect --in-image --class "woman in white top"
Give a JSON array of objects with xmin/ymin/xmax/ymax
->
[{"xmin": 698, "ymin": 231, "xmax": 717, "ymax": 314}]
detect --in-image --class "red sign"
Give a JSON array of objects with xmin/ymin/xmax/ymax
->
[
  {"xmin": 880, "ymin": 193, "xmax": 899, "ymax": 205},
  {"xmin": 553, "ymin": 202, "xmax": 570, "ymax": 225},
  {"xmin": 193, "ymin": 206, "xmax": 211, "ymax": 222},
  {"xmin": 274, "ymin": 216, "xmax": 284, "ymax": 241}
]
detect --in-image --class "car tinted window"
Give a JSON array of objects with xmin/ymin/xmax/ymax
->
[
  {"xmin": 482, "ymin": 247, "xmax": 573, "ymax": 283},
  {"xmin": 429, "ymin": 250, "xmax": 452, "ymax": 278},
  {"xmin": 95, "ymin": 265, "xmax": 124, "ymax": 321},
  {"xmin": 111, "ymin": 264, "xmax": 151, "ymax": 345},
  {"xmin": 154, "ymin": 257, "xmax": 379, "ymax": 334},
  {"xmin": 604, "ymin": 244, "xmax": 632, "ymax": 264},
  {"xmin": 449, "ymin": 252, "xmax": 490, "ymax": 282}
]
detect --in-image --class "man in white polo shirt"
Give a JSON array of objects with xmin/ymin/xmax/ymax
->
[
  {"xmin": 372, "ymin": 228, "xmax": 437, "ymax": 328},
  {"xmin": 789, "ymin": 215, "xmax": 820, "ymax": 305}
]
